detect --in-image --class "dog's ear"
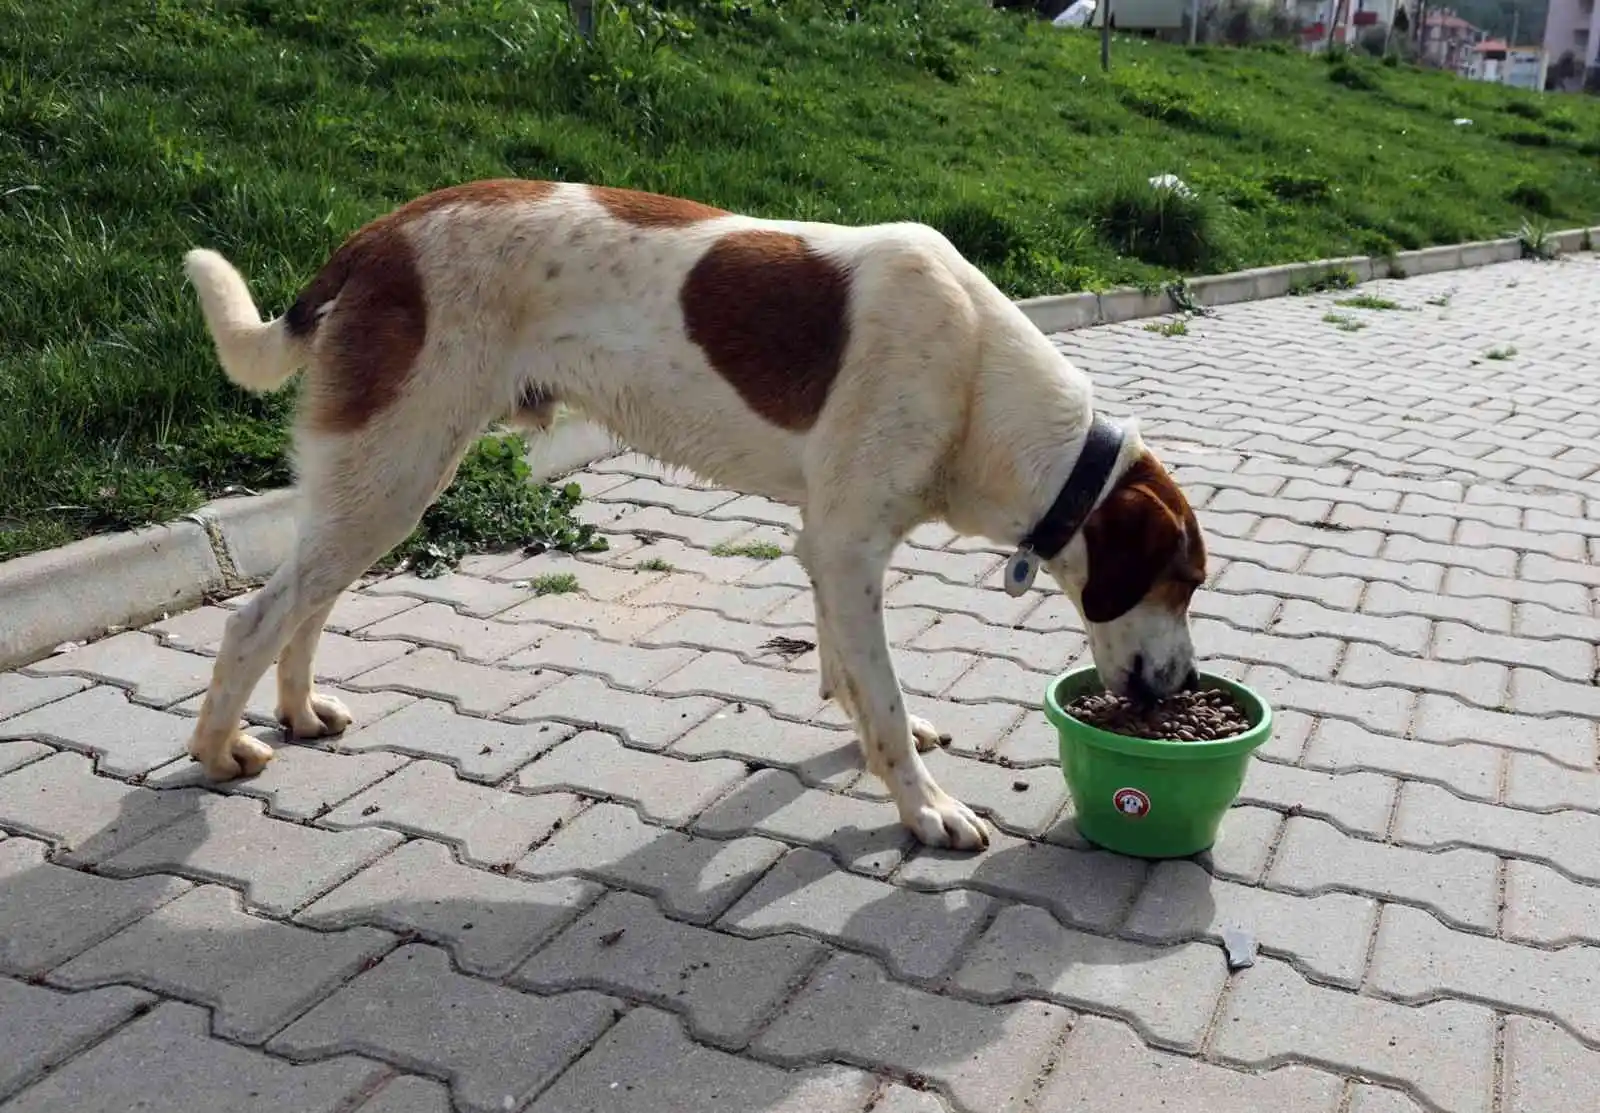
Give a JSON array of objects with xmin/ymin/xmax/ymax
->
[{"xmin": 1078, "ymin": 452, "xmax": 1200, "ymax": 623}]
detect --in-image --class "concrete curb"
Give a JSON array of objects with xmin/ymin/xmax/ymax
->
[
  {"xmin": 0, "ymin": 418, "xmax": 622, "ymax": 671},
  {"xmin": 4, "ymin": 226, "xmax": 1596, "ymax": 668},
  {"xmin": 1014, "ymin": 225, "xmax": 1600, "ymax": 332}
]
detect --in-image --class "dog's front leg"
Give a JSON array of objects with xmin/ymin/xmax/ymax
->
[{"xmin": 798, "ymin": 531, "xmax": 988, "ymax": 852}]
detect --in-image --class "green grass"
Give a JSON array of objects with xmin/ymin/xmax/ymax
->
[
  {"xmin": 1484, "ymin": 345, "xmax": 1518, "ymax": 361},
  {"xmin": 6, "ymin": 0, "xmax": 1600, "ymax": 561},
  {"xmin": 712, "ymin": 540, "xmax": 785, "ymax": 560},
  {"xmin": 635, "ymin": 556, "xmax": 675, "ymax": 572}
]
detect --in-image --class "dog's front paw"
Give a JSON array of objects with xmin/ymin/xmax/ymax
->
[
  {"xmin": 900, "ymin": 788, "xmax": 989, "ymax": 851},
  {"xmin": 278, "ymin": 692, "xmax": 353, "ymax": 739},
  {"xmin": 909, "ymin": 714, "xmax": 951, "ymax": 753}
]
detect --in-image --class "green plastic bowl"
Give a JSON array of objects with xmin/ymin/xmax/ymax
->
[{"xmin": 1044, "ymin": 665, "xmax": 1274, "ymax": 859}]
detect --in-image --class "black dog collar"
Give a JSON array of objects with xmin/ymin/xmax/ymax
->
[{"xmin": 1019, "ymin": 413, "xmax": 1126, "ymax": 561}]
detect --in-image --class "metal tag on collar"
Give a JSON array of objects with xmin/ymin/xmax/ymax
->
[{"xmin": 1003, "ymin": 547, "xmax": 1041, "ymax": 597}]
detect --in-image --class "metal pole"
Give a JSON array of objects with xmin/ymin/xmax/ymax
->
[
  {"xmin": 1101, "ymin": 0, "xmax": 1112, "ymax": 72},
  {"xmin": 1189, "ymin": 0, "xmax": 1199, "ymax": 45}
]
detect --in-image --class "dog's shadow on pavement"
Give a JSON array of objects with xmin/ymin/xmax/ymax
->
[{"xmin": 1, "ymin": 731, "xmax": 1221, "ymax": 1113}]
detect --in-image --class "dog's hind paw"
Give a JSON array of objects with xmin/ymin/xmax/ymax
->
[{"xmin": 278, "ymin": 692, "xmax": 353, "ymax": 739}]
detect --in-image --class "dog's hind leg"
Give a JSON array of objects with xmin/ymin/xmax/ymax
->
[{"xmin": 187, "ymin": 412, "xmax": 479, "ymax": 781}]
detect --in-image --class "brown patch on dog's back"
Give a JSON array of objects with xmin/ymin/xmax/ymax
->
[
  {"xmin": 592, "ymin": 185, "xmax": 728, "ymax": 228},
  {"xmin": 1079, "ymin": 451, "xmax": 1205, "ymax": 623},
  {"xmin": 285, "ymin": 179, "xmax": 559, "ymax": 432},
  {"xmin": 681, "ymin": 230, "xmax": 851, "ymax": 430}
]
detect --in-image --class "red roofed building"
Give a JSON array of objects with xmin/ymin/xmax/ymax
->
[{"xmin": 1420, "ymin": 8, "xmax": 1486, "ymax": 71}]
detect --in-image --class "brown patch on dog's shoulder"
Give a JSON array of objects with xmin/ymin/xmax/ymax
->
[
  {"xmin": 591, "ymin": 185, "xmax": 728, "ymax": 228},
  {"xmin": 1079, "ymin": 450, "xmax": 1205, "ymax": 623},
  {"xmin": 285, "ymin": 180, "xmax": 558, "ymax": 433},
  {"xmin": 681, "ymin": 230, "xmax": 851, "ymax": 431}
]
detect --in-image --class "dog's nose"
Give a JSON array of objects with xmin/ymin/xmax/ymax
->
[{"xmin": 1181, "ymin": 667, "xmax": 1201, "ymax": 691}]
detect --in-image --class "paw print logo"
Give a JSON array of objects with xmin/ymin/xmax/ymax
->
[{"xmin": 1112, "ymin": 787, "xmax": 1151, "ymax": 818}]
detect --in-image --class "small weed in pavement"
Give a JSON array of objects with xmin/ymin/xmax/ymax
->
[
  {"xmin": 1336, "ymin": 294, "xmax": 1406, "ymax": 311},
  {"xmin": 1485, "ymin": 345, "xmax": 1518, "ymax": 360},
  {"xmin": 529, "ymin": 572, "xmax": 581, "ymax": 596},
  {"xmin": 387, "ymin": 434, "xmax": 607, "ymax": 579},
  {"xmin": 1322, "ymin": 312, "xmax": 1367, "ymax": 332},
  {"xmin": 636, "ymin": 556, "xmax": 675, "ymax": 572},
  {"xmin": 713, "ymin": 541, "xmax": 784, "ymax": 560},
  {"xmin": 1144, "ymin": 320, "xmax": 1189, "ymax": 337}
]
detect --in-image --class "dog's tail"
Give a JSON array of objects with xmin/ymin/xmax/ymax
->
[{"xmin": 183, "ymin": 248, "xmax": 308, "ymax": 393}]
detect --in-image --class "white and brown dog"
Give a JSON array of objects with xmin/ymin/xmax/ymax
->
[{"xmin": 182, "ymin": 179, "xmax": 1206, "ymax": 853}]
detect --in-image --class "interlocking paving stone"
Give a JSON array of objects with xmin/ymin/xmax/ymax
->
[
  {"xmin": 344, "ymin": 646, "xmax": 562, "ymax": 716},
  {"xmin": 518, "ymin": 801, "xmax": 786, "ymax": 923},
  {"xmin": 1432, "ymin": 621, "xmax": 1595, "ymax": 681},
  {"xmin": 0, "ymin": 739, "xmax": 49, "ymax": 775},
  {"xmin": 359, "ymin": 601, "xmax": 550, "ymax": 661},
  {"xmin": 337, "ymin": 697, "xmax": 573, "ymax": 781},
  {"xmin": 1241, "ymin": 760, "xmax": 1400, "ymax": 837},
  {"xmin": 1270, "ymin": 815, "xmax": 1500, "ymax": 930},
  {"xmin": 496, "ymin": 593, "xmax": 678, "ymax": 641},
  {"xmin": 529, "ymin": 1007, "xmax": 874, "ymax": 1113},
  {"xmin": 1502, "ymin": 858, "xmax": 1600, "ymax": 946},
  {"xmin": 911, "ymin": 748, "xmax": 1066, "ymax": 835},
  {"xmin": 502, "ymin": 674, "xmax": 723, "ymax": 750},
  {"xmin": 502, "ymin": 627, "xmax": 699, "ymax": 689},
  {"xmin": 0, "ymin": 837, "xmax": 190, "ymax": 976},
  {"xmin": 1347, "ymin": 1086, "xmax": 1427, "ymax": 1113},
  {"xmin": 1508, "ymin": 664, "xmax": 1600, "ymax": 719},
  {"xmin": 298, "ymin": 838, "xmax": 598, "ymax": 976},
  {"xmin": 519, "ymin": 730, "xmax": 745, "ymax": 826},
  {"xmin": 145, "ymin": 744, "xmax": 409, "ymax": 821},
  {"xmin": 0, "ymin": 685, "xmax": 193, "ymax": 776},
  {"xmin": 99, "ymin": 793, "xmax": 403, "ymax": 916},
  {"xmin": 355, "ymin": 1075, "xmax": 454, "ymax": 1113},
  {"xmin": 1502, "ymin": 1014, "xmax": 1600, "ymax": 1113},
  {"xmin": 1212, "ymin": 957, "xmax": 1497, "ymax": 1113},
  {"xmin": 51, "ymin": 883, "xmax": 393, "ymax": 1043},
  {"xmin": 364, "ymin": 569, "xmax": 533, "ymax": 616},
  {"xmin": 1395, "ymin": 781, "xmax": 1600, "ymax": 883},
  {"xmin": 671, "ymin": 705, "xmax": 863, "ymax": 789},
  {"xmin": 0, "ymin": 749, "xmax": 204, "ymax": 864},
  {"xmin": 1301, "ymin": 719, "xmax": 1501, "ymax": 802},
  {"xmin": 0, "ymin": 673, "xmax": 89, "ymax": 720},
  {"xmin": 24, "ymin": 631, "xmax": 214, "ymax": 706},
  {"xmin": 513, "ymin": 890, "xmax": 824, "ymax": 1047},
  {"xmin": 1036, "ymin": 1014, "xmax": 1345, "ymax": 1112},
  {"xmin": 321, "ymin": 758, "xmax": 578, "ymax": 867},
  {"xmin": 1199, "ymin": 805, "xmax": 1282, "ymax": 884},
  {"xmin": 170, "ymin": 677, "xmax": 415, "ymax": 731},
  {"xmin": 0, "ymin": 977, "xmax": 154, "ymax": 1101},
  {"xmin": 756, "ymin": 952, "xmax": 1071, "ymax": 1113},
  {"xmin": 895, "ymin": 829, "xmax": 1145, "ymax": 931},
  {"xmin": 1245, "ymin": 665, "xmax": 1415, "ymax": 737},
  {"xmin": 271, "ymin": 943, "xmax": 618, "ymax": 1113},
  {"xmin": 1124, "ymin": 859, "xmax": 1378, "ymax": 986},
  {"xmin": 723, "ymin": 847, "xmax": 993, "ymax": 981},
  {"xmin": 1503, "ymin": 750, "xmax": 1600, "ymax": 812},
  {"xmin": 5, "ymin": 1001, "xmax": 386, "ymax": 1113},
  {"xmin": 695, "ymin": 768, "xmax": 911, "ymax": 876},
  {"xmin": 956, "ymin": 901, "xmax": 1225, "ymax": 1049},
  {"xmin": 652, "ymin": 650, "xmax": 829, "ymax": 720},
  {"xmin": 1411, "ymin": 693, "xmax": 1595, "ymax": 766},
  {"xmin": 1371, "ymin": 903, "xmax": 1600, "ymax": 1042}
]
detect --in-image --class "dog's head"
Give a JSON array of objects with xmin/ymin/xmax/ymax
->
[{"xmin": 1049, "ymin": 442, "xmax": 1206, "ymax": 703}]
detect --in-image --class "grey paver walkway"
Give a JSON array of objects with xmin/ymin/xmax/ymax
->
[{"xmin": 3, "ymin": 255, "xmax": 1600, "ymax": 1111}]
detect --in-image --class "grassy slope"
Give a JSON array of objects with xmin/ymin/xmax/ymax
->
[{"xmin": 3, "ymin": 0, "xmax": 1599, "ymax": 560}]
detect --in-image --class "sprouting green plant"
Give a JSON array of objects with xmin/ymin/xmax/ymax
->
[
  {"xmin": 712, "ymin": 540, "xmax": 783, "ymax": 559},
  {"xmin": 1336, "ymin": 294, "xmax": 1404, "ymax": 311},
  {"xmin": 1484, "ymin": 345, "xmax": 1517, "ymax": 360},
  {"xmin": 1144, "ymin": 319, "xmax": 1189, "ymax": 336},
  {"xmin": 529, "ymin": 571, "xmax": 581, "ymax": 595},
  {"xmin": 636, "ymin": 556, "xmax": 674, "ymax": 572},
  {"xmin": 1322, "ymin": 312, "xmax": 1366, "ymax": 332}
]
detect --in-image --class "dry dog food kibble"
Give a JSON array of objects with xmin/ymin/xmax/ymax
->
[{"xmin": 1065, "ymin": 688, "xmax": 1251, "ymax": 742}]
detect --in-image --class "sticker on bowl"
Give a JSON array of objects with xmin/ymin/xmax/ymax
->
[{"xmin": 1112, "ymin": 787, "xmax": 1151, "ymax": 818}]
